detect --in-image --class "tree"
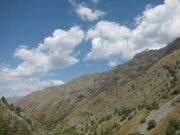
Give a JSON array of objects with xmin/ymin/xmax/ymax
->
[
  {"xmin": 15, "ymin": 106, "xmax": 22, "ymax": 114},
  {"xmin": 1, "ymin": 96, "xmax": 8, "ymax": 105}
]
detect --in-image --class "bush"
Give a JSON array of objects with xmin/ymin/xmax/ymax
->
[
  {"xmin": 146, "ymin": 101, "xmax": 159, "ymax": 110},
  {"xmin": 15, "ymin": 106, "xmax": 22, "ymax": 114},
  {"xmin": 137, "ymin": 104, "xmax": 145, "ymax": 110},
  {"xmin": 166, "ymin": 119, "xmax": 180, "ymax": 135},
  {"xmin": 147, "ymin": 120, "xmax": 156, "ymax": 130},
  {"xmin": 120, "ymin": 108, "xmax": 134, "ymax": 121},
  {"xmin": 176, "ymin": 60, "xmax": 180, "ymax": 65},
  {"xmin": 161, "ymin": 94, "xmax": 169, "ymax": 99},
  {"xmin": 140, "ymin": 118, "xmax": 146, "ymax": 123},
  {"xmin": 112, "ymin": 123, "xmax": 119, "ymax": 129},
  {"xmin": 105, "ymin": 114, "xmax": 112, "ymax": 121},
  {"xmin": 152, "ymin": 101, "xmax": 159, "ymax": 110},
  {"xmin": 166, "ymin": 126, "xmax": 176, "ymax": 135},
  {"xmin": 9, "ymin": 104, "xmax": 14, "ymax": 111},
  {"xmin": 170, "ymin": 79, "xmax": 177, "ymax": 89},
  {"xmin": 169, "ymin": 119, "xmax": 180, "ymax": 130},
  {"xmin": 27, "ymin": 118, "xmax": 32, "ymax": 125},
  {"xmin": 1, "ymin": 96, "xmax": 8, "ymax": 105},
  {"xmin": 171, "ymin": 87, "xmax": 180, "ymax": 95}
]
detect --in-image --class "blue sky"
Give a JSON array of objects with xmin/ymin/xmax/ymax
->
[{"xmin": 0, "ymin": 0, "xmax": 180, "ymax": 96}]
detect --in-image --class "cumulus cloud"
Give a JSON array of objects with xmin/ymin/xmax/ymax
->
[
  {"xmin": 76, "ymin": 5, "xmax": 105, "ymax": 21},
  {"xmin": 69, "ymin": 0, "xmax": 105, "ymax": 21},
  {"xmin": 0, "ymin": 26, "xmax": 84, "ymax": 96},
  {"xmin": 86, "ymin": 0, "xmax": 180, "ymax": 66}
]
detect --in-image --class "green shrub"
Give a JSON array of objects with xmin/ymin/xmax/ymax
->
[
  {"xmin": 166, "ymin": 126, "xmax": 176, "ymax": 135},
  {"xmin": 137, "ymin": 104, "xmax": 145, "ymax": 110},
  {"xmin": 131, "ymin": 84, "xmax": 135, "ymax": 90},
  {"xmin": 176, "ymin": 60, "xmax": 180, "ymax": 65},
  {"xmin": 120, "ymin": 108, "xmax": 134, "ymax": 121},
  {"xmin": 27, "ymin": 118, "xmax": 32, "ymax": 125},
  {"xmin": 169, "ymin": 119, "xmax": 180, "ymax": 130},
  {"xmin": 152, "ymin": 101, "xmax": 159, "ymax": 110},
  {"xmin": 1, "ymin": 96, "xmax": 8, "ymax": 105},
  {"xmin": 112, "ymin": 123, "xmax": 119, "ymax": 129},
  {"xmin": 161, "ymin": 94, "xmax": 169, "ymax": 99},
  {"xmin": 9, "ymin": 104, "xmax": 14, "ymax": 111},
  {"xmin": 105, "ymin": 114, "xmax": 112, "ymax": 121},
  {"xmin": 171, "ymin": 87, "xmax": 180, "ymax": 95},
  {"xmin": 140, "ymin": 118, "xmax": 146, "ymax": 123},
  {"xmin": 15, "ymin": 106, "xmax": 22, "ymax": 114},
  {"xmin": 170, "ymin": 80, "xmax": 176, "ymax": 88},
  {"xmin": 146, "ymin": 101, "xmax": 159, "ymax": 110},
  {"xmin": 147, "ymin": 120, "xmax": 156, "ymax": 130},
  {"xmin": 166, "ymin": 119, "xmax": 180, "ymax": 135}
]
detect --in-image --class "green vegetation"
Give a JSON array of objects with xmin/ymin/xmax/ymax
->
[
  {"xmin": 166, "ymin": 119, "xmax": 180, "ymax": 135},
  {"xmin": 15, "ymin": 106, "xmax": 22, "ymax": 114},
  {"xmin": 140, "ymin": 118, "xmax": 146, "ymax": 123},
  {"xmin": 0, "ymin": 96, "xmax": 45, "ymax": 135},
  {"xmin": 147, "ymin": 120, "xmax": 156, "ymax": 130},
  {"xmin": 120, "ymin": 108, "xmax": 134, "ymax": 121},
  {"xmin": 0, "ymin": 99, "xmax": 32, "ymax": 135},
  {"xmin": 163, "ymin": 64, "xmax": 178, "ymax": 89},
  {"xmin": 112, "ymin": 123, "xmax": 120, "ymax": 129},
  {"xmin": 171, "ymin": 87, "xmax": 180, "ymax": 95},
  {"xmin": 161, "ymin": 94, "xmax": 169, "ymax": 99},
  {"xmin": 1, "ymin": 96, "xmax": 8, "ymax": 105},
  {"xmin": 146, "ymin": 101, "xmax": 159, "ymax": 110}
]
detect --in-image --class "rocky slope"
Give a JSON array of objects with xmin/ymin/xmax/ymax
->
[
  {"xmin": 16, "ymin": 38, "xmax": 180, "ymax": 134},
  {"xmin": 0, "ymin": 97, "xmax": 46, "ymax": 135},
  {"xmin": 52, "ymin": 47, "xmax": 180, "ymax": 135},
  {"xmin": 7, "ymin": 96, "xmax": 21, "ymax": 104}
]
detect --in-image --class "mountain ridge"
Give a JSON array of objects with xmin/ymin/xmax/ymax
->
[{"xmin": 16, "ymin": 37, "xmax": 180, "ymax": 135}]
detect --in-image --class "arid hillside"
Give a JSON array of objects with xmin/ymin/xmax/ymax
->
[{"xmin": 16, "ymin": 38, "xmax": 180, "ymax": 135}]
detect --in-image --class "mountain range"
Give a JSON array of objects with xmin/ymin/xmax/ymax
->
[{"xmin": 1, "ymin": 37, "xmax": 180, "ymax": 135}]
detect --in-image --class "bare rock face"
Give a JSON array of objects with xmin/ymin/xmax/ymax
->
[{"xmin": 16, "ymin": 37, "xmax": 180, "ymax": 134}]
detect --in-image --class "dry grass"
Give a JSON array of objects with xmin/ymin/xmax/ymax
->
[{"xmin": 115, "ymin": 109, "xmax": 147, "ymax": 135}]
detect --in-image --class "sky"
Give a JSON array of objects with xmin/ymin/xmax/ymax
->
[{"xmin": 0, "ymin": 0, "xmax": 180, "ymax": 97}]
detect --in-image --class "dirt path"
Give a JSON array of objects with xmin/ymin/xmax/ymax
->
[{"xmin": 138, "ymin": 95, "xmax": 180, "ymax": 134}]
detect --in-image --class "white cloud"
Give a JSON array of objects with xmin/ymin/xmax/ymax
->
[
  {"xmin": 75, "ymin": 5, "xmax": 105, "ymax": 21},
  {"xmin": 108, "ymin": 61, "xmax": 118, "ymax": 67},
  {"xmin": 86, "ymin": 21, "xmax": 131, "ymax": 61},
  {"xmin": 0, "ymin": 26, "xmax": 84, "ymax": 96},
  {"xmin": 51, "ymin": 80, "xmax": 65, "ymax": 86},
  {"xmin": 68, "ymin": 0, "xmax": 105, "ymax": 22},
  {"xmin": 86, "ymin": 0, "xmax": 180, "ymax": 66}
]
